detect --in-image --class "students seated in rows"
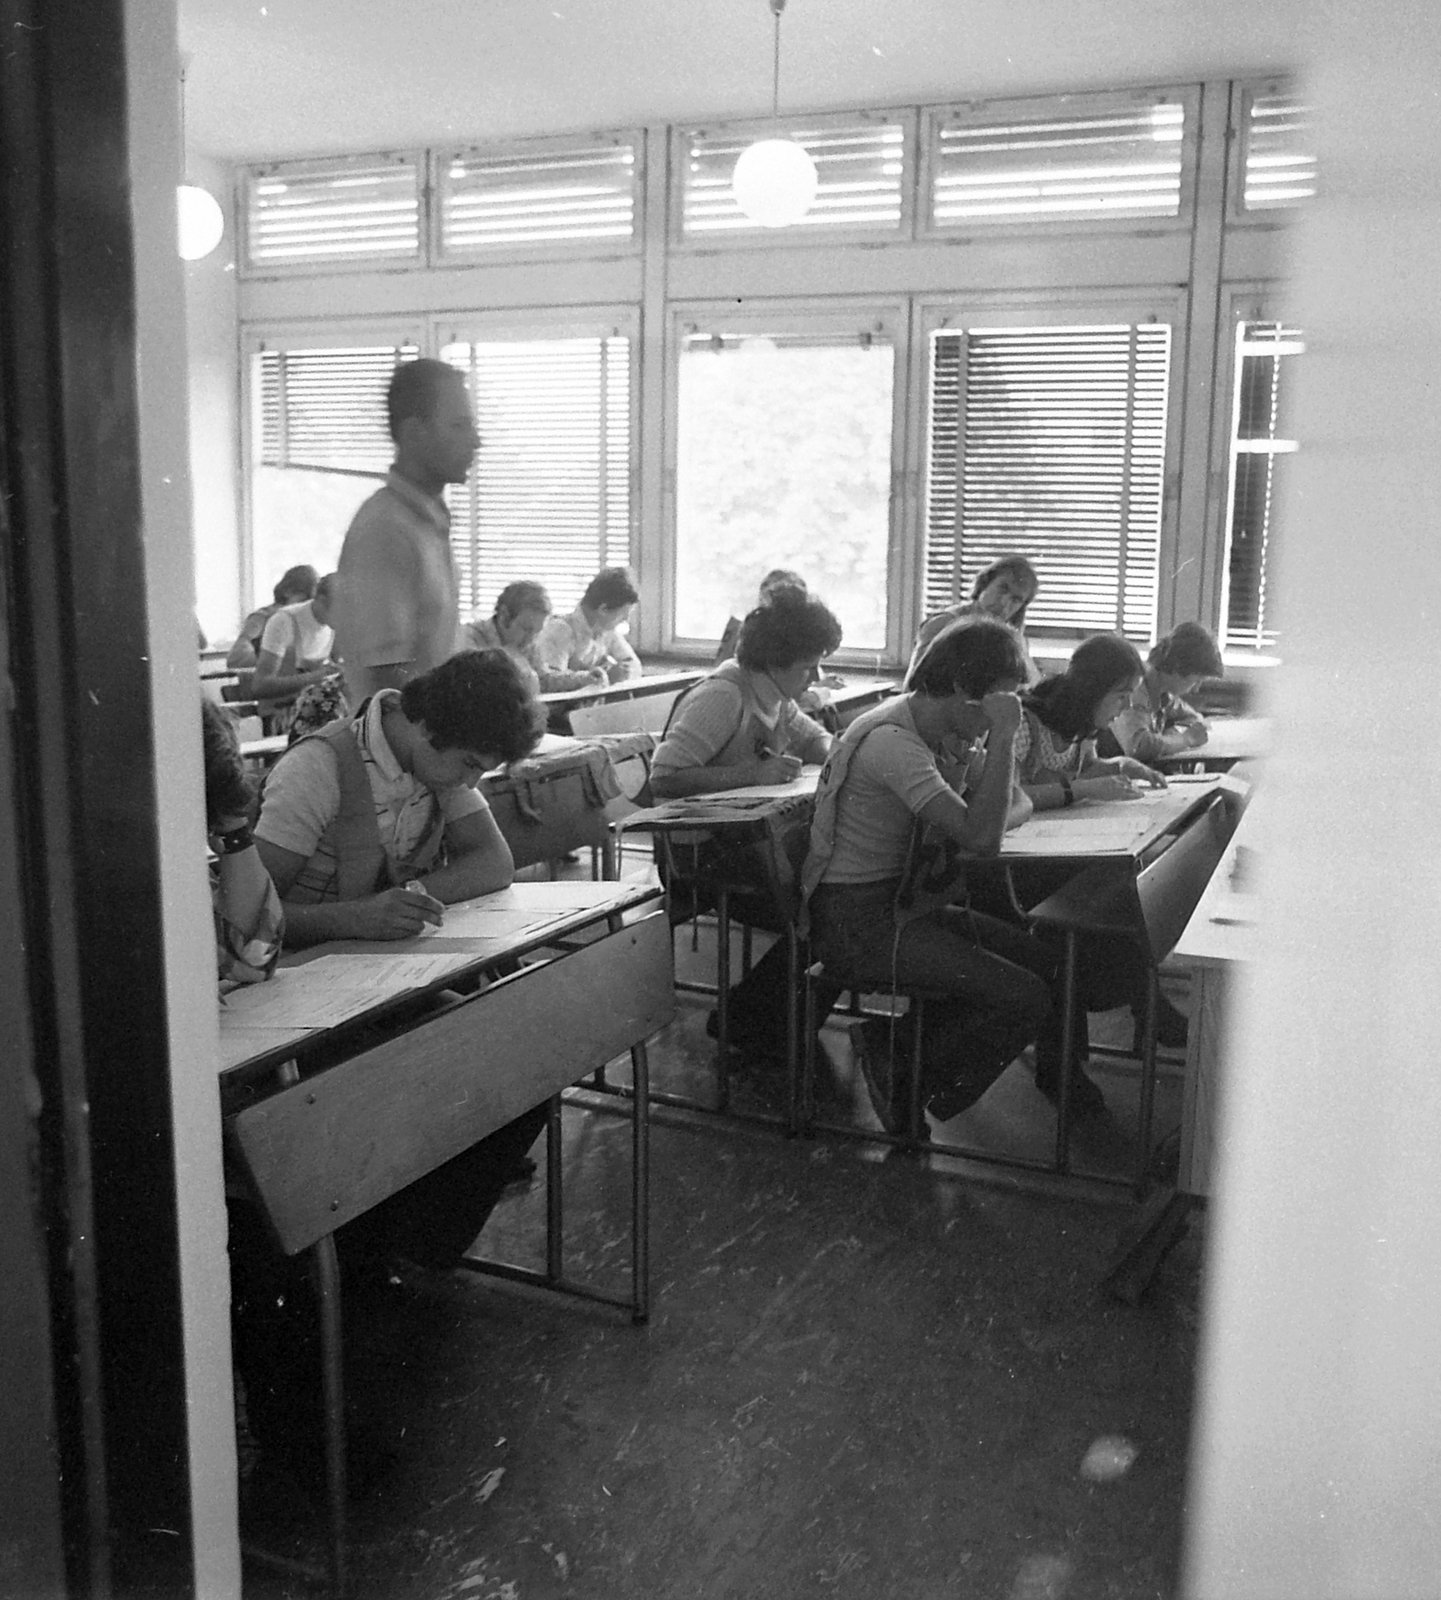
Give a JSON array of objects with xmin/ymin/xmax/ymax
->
[
  {"xmin": 1010, "ymin": 633, "xmax": 1186, "ymax": 1081},
  {"xmin": 907, "ymin": 555, "xmax": 1042, "ymax": 686},
  {"xmin": 800, "ymin": 616, "xmax": 1061, "ymax": 1132},
  {"xmin": 255, "ymin": 650, "xmax": 541, "ymax": 946},
  {"xmin": 226, "ymin": 563, "xmax": 319, "ymax": 672},
  {"xmin": 462, "ymin": 579, "xmax": 551, "ymax": 700},
  {"xmin": 1098, "ymin": 621, "xmax": 1223, "ymax": 764},
  {"xmin": 250, "ymin": 570, "xmax": 339, "ymax": 724},
  {"xmin": 650, "ymin": 590, "xmax": 842, "ymax": 799},
  {"xmin": 534, "ymin": 567, "xmax": 642, "ymax": 691}
]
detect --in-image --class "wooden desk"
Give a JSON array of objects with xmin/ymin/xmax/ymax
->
[
  {"xmin": 220, "ymin": 881, "xmax": 672, "ymax": 1592},
  {"xmin": 239, "ymin": 733, "xmax": 288, "ymax": 769},
  {"xmin": 823, "ymin": 675, "xmax": 900, "ymax": 728},
  {"xmin": 619, "ymin": 769, "xmax": 820, "ymax": 1126},
  {"xmin": 541, "ymin": 669, "xmax": 704, "ymax": 735},
  {"xmin": 1153, "ymin": 715, "xmax": 1270, "ymax": 772}
]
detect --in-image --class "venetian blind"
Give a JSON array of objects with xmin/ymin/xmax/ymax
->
[
  {"xmin": 1240, "ymin": 91, "xmax": 1318, "ymax": 211},
  {"xmin": 257, "ymin": 345, "xmax": 418, "ymax": 474},
  {"xmin": 1223, "ymin": 321, "xmax": 1301, "ymax": 652},
  {"xmin": 442, "ymin": 338, "xmax": 632, "ymax": 614},
  {"xmin": 438, "ymin": 137, "xmax": 638, "ymax": 256},
  {"xmin": 929, "ymin": 95, "xmax": 1185, "ymax": 227},
  {"xmin": 924, "ymin": 323, "xmax": 1172, "ymax": 640},
  {"xmin": 679, "ymin": 116, "xmax": 906, "ymax": 238},
  {"xmin": 242, "ymin": 156, "xmax": 422, "ymax": 269}
]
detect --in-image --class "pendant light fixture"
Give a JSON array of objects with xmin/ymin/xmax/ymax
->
[
  {"xmin": 177, "ymin": 59, "xmax": 224, "ymax": 262},
  {"xmin": 731, "ymin": 0, "xmax": 818, "ymax": 229}
]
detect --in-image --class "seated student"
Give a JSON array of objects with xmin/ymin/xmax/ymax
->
[
  {"xmin": 650, "ymin": 590, "xmax": 841, "ymax": 800},
  {"xmin": 715, "ymin": 568, "xmax": 808, "ymax": 662},
  {"xmin": 534, "ymin": 567, "xmax": 642, "ymax": 691},
  {"xmin": 204, "ymin": 699, "xmax": 284, "ymax": 986},
  {"xmin": 462, "ymin": 579, "xmax": 551, "ymax": 701},
  {"xmin": 251, "ymin": 571, "xmax": 339, "ymax": 725},
  {"xmin": 227, "ymin": 564, "xmax": 319, "ymax": 671},
  {"xmin": 255, "ymin": 650, "xmax": 541, "ymax": 946},
  {"xmin": 1099, "ymin": 621, "xmax": 1223, "ymax": 764},
  {"xmin": 1011, "ymin": 633, "xmax": 1185, "ymax": 1075},
  {"xmin": 800, "ymin": 617, "xmax": 1061, "ymax": 1131},
  {"xmin": 907, "ymin": 555, "xmax": 1043, "ymax": 686}
]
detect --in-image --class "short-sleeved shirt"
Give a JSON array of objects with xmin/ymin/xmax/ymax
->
[
  {"xmin": 462, "ymin": 614, "xmax": 543, "ymax": 701},
  {"xmin": 257, "ymin": 689, "xmax": 486, "ymax": 878},
  {"xmin": 258, "ymin": 599, "xmax": 334, "ymax": 672},
  {"xmin": 1013, "ymin": 707, "xmax": 1095, "ymax": 784},
  {"xmin": 819, "ymin": 704, "xmax": 954, "ymax": 884},
  {"xmin": 334, "ymin": 470, "xmax": 460, "ymax": 701},
  {"xmin": 534, "ymin": 606, "xmax": 641, "ymax": 691},
  {"xmin": 651, "ymin": 666, "xmax": 830, "ymax": 779}
]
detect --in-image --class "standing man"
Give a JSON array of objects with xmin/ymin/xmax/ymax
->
[{"xmin": 333, "ymin": 357, "xmax": 478, "ymax": 702}]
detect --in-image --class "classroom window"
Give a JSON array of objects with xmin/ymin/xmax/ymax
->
[
  {"xmin": 250, "ymin": 342, "xmax": 417, "ymax": 590},
  {"xmin": 440, "ymin": 335, "xmax": 633, "ymax": 616},
  {"xmin": 1221, "ymin": 320, "xmax": 1301, "ymax": 653},
  {"xmin": 923, "ymin": 321, "xmax": 1172, "ymax": 641},
  {"xmin": 241, "ymin": 155, "xmax": 423, "ymax": 272},
  {"xmin": 1237, "ymin": 87, "xmax": 1317, "ymax": 213},
  {"xmin": 672, "ymin": 327, "xmax": 894, "ymax": 652}
]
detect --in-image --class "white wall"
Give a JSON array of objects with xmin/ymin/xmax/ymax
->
[
  {"xmin": 126, "ymin": 7, "xmax": 241, "ymax": 1595},
  {"xmin": 1183, "ymin": 3, "xmax": 1441, "ymax": 1594},
  {"xmin": 185, "ymin": 151, "xmax": 242, "ymax": 644}
]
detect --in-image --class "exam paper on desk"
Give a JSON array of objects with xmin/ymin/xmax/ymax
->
[{"xmin": 219, "ymin": 952, "xmax": 473, "ymax": 1029}]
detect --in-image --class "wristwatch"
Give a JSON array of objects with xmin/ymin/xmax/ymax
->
[{"xmin": 213, "ymin": 824, "xmax": 254, "ymax": 855}]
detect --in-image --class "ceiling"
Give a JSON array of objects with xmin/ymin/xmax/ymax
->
[{"xmin": 178, "ymin": 0, "xmax": 1306, "ymax": 165}]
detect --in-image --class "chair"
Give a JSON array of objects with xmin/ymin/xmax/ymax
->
[{"xmin": 1027, "ymin": 794, "xmax": 1236, "ymax": 1185}]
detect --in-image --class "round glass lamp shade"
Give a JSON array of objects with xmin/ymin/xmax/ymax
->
[
  {"xmin": 177, "ymin": 183, "xmax": 225, "ymax": 261},
  {"xmin": 732, "ymin": 138, "xmax": 818, "ymax": 229}
]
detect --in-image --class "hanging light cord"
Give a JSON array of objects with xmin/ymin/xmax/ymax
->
[{"xmin": 770, "ymin": 0, "xmax": 785, "ymax": 121}]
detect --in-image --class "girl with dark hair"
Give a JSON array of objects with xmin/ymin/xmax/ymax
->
[
  {"xmin": 203, "ymin": 698, "xmax": 283, "ymax": 986},
  {"xmin": 1014, "ymin": 634, "xmax": 1164, "ymax": 808},
  {"xmin": 1102, "ymin": 621, "xmax": 1224, "ymax": 764},
  {"xmin": 907, "ymin": 555, "xmax": 1042, "ymax": 685},
  {"xmin": 650, "ymin": 591, "xmax": 843, "ymax": 800}
]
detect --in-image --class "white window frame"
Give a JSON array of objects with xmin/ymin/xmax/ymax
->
[
  {"xmin": 239, "ymin": 319, "xmax": 426, "ymax": 612},
  {"xmin": 669, "ymin": 108, "xmax": 917, "ymax": 250},
  {"xmin": 915, "ymin": 288, "xmax": 1189, "ymax": 650},
  {"xmin": 662, "ymin": 298, "xmax": 913, "ymax": 663},
  {"xmin": 429, "ymin": 130, "xmax": 645, "ymax": 268},
  {"xmin": 917, "ymin": 84, "xmax": 1201, "ymax": 243},
  {"xmin": 432, "ymin": 307, "xmax": 642, "ymax": 615}
]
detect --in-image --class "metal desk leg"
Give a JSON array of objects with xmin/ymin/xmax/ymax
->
[
  {"xmin": 715, "ymin": 884, "xmax": 731, "ymax": 1112},
  {"xmin": 309, "ymin": 1235, "xmax": 347, "ymax": 1598},
  {"xmin": 630, "ymin": 1037, "xmax": 651, "ymax": 1324},
  {"xmin": 785, "ymin": 927, "xmax": 800, "ymax": 1137},
  {"xmin": 1134, "ymin": 973, "xmax": 1159, "ymax": 1194},
  {"xmin": 1053, "ymin": 930, "xmax": 1078, "ymax": 1175},
  {"xmin": 546, "ymin": 1094, "xmax": 564, "ymax": 1282}
]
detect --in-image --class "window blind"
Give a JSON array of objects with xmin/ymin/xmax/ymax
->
[
  {"xmin": 242, "ymin": 156, "xmax": 422, "ymax": 268},
  {"xmin": 438, "ymin": 137, "xmax": 638, "ymax": 256},
  {"xmin": 924, "ymin": 323, "xmax": 1172, "ymax": 641},
  {"xmin": 929, "ymin": 95, "xmax": 1185, "ymax": 226},
  {"xmin": 679, "ymin": 117, "xmax": 906, "ymax": 237},
  {"xmin": 1223, "ymin": 321, "xmax": 1301, "ymax": 651},
  {"xmin": 257, "ymin": 345, "xmax": 418, "ymax": 474},
  {"xmin": 442, "ymin": 338, "xmax": 632, "ymax": 614},
  {"xmin": 1240, "ymin": 91, "xmax": 1317, "ymax": 211}
]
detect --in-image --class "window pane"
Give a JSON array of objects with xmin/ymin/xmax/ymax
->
[
  {"xmin": 251, "ymin": 468, "xmax": 378, "ymax": 594},
  {"xmin": 674, "ymin": 337, "xmax": 893, "ymax": 651}
]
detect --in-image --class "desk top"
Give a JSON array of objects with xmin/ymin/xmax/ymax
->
[
  {"xmin": 1001, "ymin": 774, "xmax": 1238, "ymax": 862},
  {"xmin": 217, "ymin": 880, "xmax": 662, "ymax": 1081},
  {"xmin": 539, "ymin": 669, "xmax": 703, "ymax": 711},
  {"xmin": 620, "ymin": 766, "xmax": 822, "ymax": 836},
  {"xmin": 1175, "ymin": 789, "xmax": 1263, "ymax": 968},
  {"xmin": 1154, "ymin": 715, "xmax": 1270, "ymax": 770}
]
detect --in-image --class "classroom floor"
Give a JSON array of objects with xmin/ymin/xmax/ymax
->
[{"xmin": 240, "ymin": 885, "xmax": 1205, "ymax": 1600}]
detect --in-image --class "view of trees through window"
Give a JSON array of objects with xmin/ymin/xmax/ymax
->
[{"xmin": 674, "ymin": 336, "xmax": 893, "ymax": 652}]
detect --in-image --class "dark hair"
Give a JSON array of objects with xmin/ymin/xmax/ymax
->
[
  {"xmin": 386, "ymin": 357, "xmax": 466, "ymax": 443},
  {"xmin": 201, "ymin": 698, "xmax": 254, "ymax": 828},
  {"xmin": 1149, "ymin": 621, "xmax": 1223, "ymax": 679},
  {"xmin": 735, "ymin": 591, "xmax": 844, "ymax": 671},
  {"xmin": 581, "ymin": 567, "xmax": 639, "ymax": 611},
  {"xmin": 909, "ymin": 616, "xmax": 1028, "ymax": 699},
  {"xmin": 399, "ymin": 650, "xmax": 544, "ymax": 765},
  {"xmin": 313, "ymin": 572, "xmax": 338, "ymax": 604},
  {"xmin": 759, "ymin": 568, "xmax": 807, "ymax": 601},
  {"xmin": 495, "ymin": 580, "xmax": 552, "ymax": 621},
  {"xmin": 1025, "ymin": 634, "xmax": 1145, "ymax": 740},
  {"xmin": 273, "ymin": 564, "xmax": 319, "ymax": 605},
  {"xmin": 970, "ymin": 556, "xmax": 1040, "ymax": 628}
]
